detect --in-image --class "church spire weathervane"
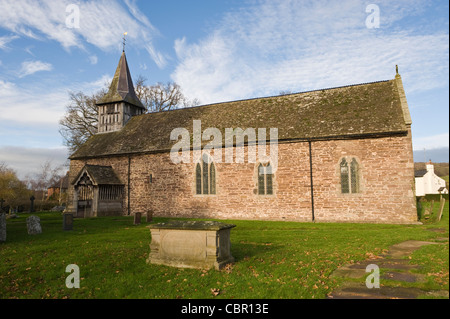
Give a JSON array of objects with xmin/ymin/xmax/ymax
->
[{"xmin": 122, "ymin": 32, "xmax": 127, "ymax": 52}]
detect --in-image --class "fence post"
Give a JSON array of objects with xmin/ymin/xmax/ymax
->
[{"xmin": 437, "ymin": 197, "xmax": 446, "ymax": 222}]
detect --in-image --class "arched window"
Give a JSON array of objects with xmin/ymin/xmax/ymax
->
[
  {"xmin": 258, "ymin": 164, "xmax": 265, "ymax": 195},
  {"xmin": 340, "ymin": 158, "xmax": 349, "ymax": 193},
  {"xmin": 196, "ymin": 154, "xmax": 216, "ymax": 195},
  {"xmin": 266, "ymin": 163, "xmax": 273, "ymax": 195},
  {"xmin": 195, "ymin": 163, "xmax": 202, "ymax": 195},
  {"xmin": 350, "ymin": 158, "xmax": 359, "ymax": 193},
  {"xmin": 209, "ymin": 163, "xmax": 216, "ymax": 195},
  {"xmin": 202, "ymin": 154, "xmax": 209, "ymax": 195},
  {"xmin": 340, "ymin": 157, "xmax": 360, "ymax": 194},
  {"xmin": 258, "ymin": 162, "xmax": 274, "ymax": 195}
]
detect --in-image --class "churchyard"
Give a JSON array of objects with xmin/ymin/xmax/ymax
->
[{"xmin": 0, "ymin": 202, "xmax": 448, "ymax": 299}]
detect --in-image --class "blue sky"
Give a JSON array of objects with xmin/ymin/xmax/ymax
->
[{"xmin": 0, "ymin": 0, "xmax": 448, "ymax": 178}]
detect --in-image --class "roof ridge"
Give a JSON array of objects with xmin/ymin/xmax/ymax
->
[{"xmin": 142, "ymin": 79, "xmax": 393, "ymax": 116}]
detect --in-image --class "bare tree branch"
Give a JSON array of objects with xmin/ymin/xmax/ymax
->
[{"xmin": 59, "ymin": 77, "xmax": 199, "ymax": 153}]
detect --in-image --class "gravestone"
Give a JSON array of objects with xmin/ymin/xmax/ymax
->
[
  {"xmin": 30, "ymin": 196, "xmax": 35, "ymax": 213},
  {"xmin": 0, "ymin": 213, "xmax": 6, "ymax": 242},
  {"xmin": 146, "ymin": 210, "xmax": 153, "ymax": 223},
  {"xmin": 147, "ymin": 220, "xmax": 236, "ymax": 270},
  {"xmin": 26, "ymin": 215, "xmax": 42, "ymax": 235},
  {"xmin": 134, "ymin": 212, "xmax": 141, "ymax": 225},
  {"xmin": 0, "ymin": 198, "xmax": 5, "ymax": 213},
  {"xmin": 63, "ymin": 213, "xmax": 73, "ymax": 231}
]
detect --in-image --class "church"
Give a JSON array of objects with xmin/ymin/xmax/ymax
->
[{"xmin": 65, "ymin": 51, "xmax": 418, "ymax": 224}]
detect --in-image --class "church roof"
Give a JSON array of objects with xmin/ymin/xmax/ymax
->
[
  {"xmin": 72, "ymin": 165, "xmax": 123, "ymax": 186},
  {"xmin": 97, "ymin": 52, "xmax": 145, "ymax": 109},
  {"xmin": 71, "ymin": 77, "xmax": 410, "ymax": 160}
]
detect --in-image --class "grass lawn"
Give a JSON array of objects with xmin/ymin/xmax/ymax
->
[{"xmin": 0, "ymin": 203, "xmax": 448, "ymax": 299}]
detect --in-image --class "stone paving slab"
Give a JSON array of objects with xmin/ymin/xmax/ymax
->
[
  {"xmin": 328, "ymin": 240, "xmax": 446, "ymax": 299},
  {"xmin": 329, "ymin": 283, "xmax": 427, "ymax": 299},
  {"xmin": 386, "ymin": 240, "xmax": 438, "ymax": 258},
  {"xmin": 381, "ymin": 271, "xmax": 425, "ymax": 283},
  {"xmin": 347, "ymin": 259, "xmax": 421, "ymax": 271}
]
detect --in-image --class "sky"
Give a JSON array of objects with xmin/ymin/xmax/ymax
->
[{"xmin": 0, "ymin": 0, "xmax": 448, "ymax": 179}]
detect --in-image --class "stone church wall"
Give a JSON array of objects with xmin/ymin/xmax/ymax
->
[{"xmin": 67, "ymin": 132, "xmax": 417, "ymax": 224}]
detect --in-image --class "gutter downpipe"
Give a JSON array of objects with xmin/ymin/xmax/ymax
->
[
  {"xmin": 128, "ymin": 155, "xmax": 131, "ymax": 216},
  {"xmin": 308, "ymin": 140, "xmax": 315, "ymax": 222}
]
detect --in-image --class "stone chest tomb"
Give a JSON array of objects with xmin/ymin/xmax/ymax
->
[{"xmin": 147, "ymin": 220, "xmax": 236, "ymax": 270}]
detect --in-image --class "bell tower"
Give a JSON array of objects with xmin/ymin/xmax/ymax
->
[{"xmin": 96, "ymin": 51, "xmax": 145, "ymax": 134}]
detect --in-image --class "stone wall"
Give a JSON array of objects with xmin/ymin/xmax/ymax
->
[
  {"xmin": 67, "ymin": 132, "xmax": 417, "ymax": 224},
  {"xmin": 312, "ymin": 128, "xmax": 416, "ymax": 223}
]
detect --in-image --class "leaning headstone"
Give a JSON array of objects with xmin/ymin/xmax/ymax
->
[
  {"xmin": 26, "ymin": 215, "xmax": 42, "ymax": 235},
  {"xmin": 0, "ymin": 213, "xmax": 6, "ymax": 242},
  {"xmin": 63, "ymin": 213, "xmax": 73, "ymax": 231},
  {"xmin": 134, "ymin": 212, "xmax": 142, "ymax": 225}
]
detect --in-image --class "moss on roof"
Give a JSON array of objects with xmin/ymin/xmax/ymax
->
[
  {"xmin": 72, "ymin": 165, "xmax": 123, "ymax": 185},
  {"xmin": 71, "ymin": 79, "xmax": 408, "ymax": 160}
]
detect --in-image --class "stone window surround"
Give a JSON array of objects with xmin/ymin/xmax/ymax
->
[
  {"xmin": 194, "ymin": 153, "xmax": 217, "ymax": 196},
  {"xmin": 256, "ymin": 162, "xmax": 275, "ymax": 196},
  {"xmin": 338, "ymin": 156, "xmax": 363, "ymax": 195}
]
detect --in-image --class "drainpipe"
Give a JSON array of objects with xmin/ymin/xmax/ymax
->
[
  {"xmin": 127, "ymin": 155, "xmax": 131, "ymax": 216},
  {"xmin": 308, "ymin": 140, "xmax": 315, "ymax": 222}
]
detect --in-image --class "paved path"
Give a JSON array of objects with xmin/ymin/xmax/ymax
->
[{"xmin": 328, "ymin": 239, "xmax": 449, "ymax": 299}]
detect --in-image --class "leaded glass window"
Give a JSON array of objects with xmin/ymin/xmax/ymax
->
[
  {"xmin": 350, "ymin": 158, "xmax": 359, "ymax": 194},
  {"xmin": 258, "ymin": 164, "xmax": 265, "ymax": 195},
  {"xmin": 340, "ymin": 157, "xmax": 360, "ymax": 194},
  {"xmin": 202, "ymin": 157, "xmax": 209, "ymax": 195},
  {"xmin": 210, "ymin": 163, "xmax": 216, "ymax": 195},
  {"xmin": 266, "ymin": 163, "xmax": 273, "ymax": 195},
  {"xmin": 196, "ymin": 154, "xmax": 216, "ymax": 195},
  {"xmin": 258, "ymin": 163, "xmax": 274, "ymax": 195},
  {"xmin": 196, "ymin": 163, "xmax": 202, "ymax": 195},
  {"xmin": 340, "ymin": 159, "xmax": 349, "ymax": 193}
]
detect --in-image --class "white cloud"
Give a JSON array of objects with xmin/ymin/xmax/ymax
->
[
  {"xmin": 0, "ymin": 146, "xmax": 69, "ymax": 179},
  {"xmin": 0, "ymin": 34, "xmax": 19, "ymax": 50},
  {"xmin": 18, "ymin": 60, "xmax": 53, "ymax": 77},
  {"xmin": 0, "ymin": 73, "xmax": 112, "ymax": 127},
  {"xmin": 89, "ymin": 55, "xmax": 98, "ymax": 65},
  {"xmin": 123, "ymin": 0, "xmax": 155, "ymax": 29},
  {"xmin": 413, "ymin": 133, "xmax": 450, "ymax": 151},
  {"xmin": 172, "ymin": 0, "xmax": 449, "ymax": 104},
  {"xmin": 0, "ymin": 0, "xmax": 167, "ymax": 68},
  {"xmin": 0, "ymin": 80, "xmax": 66, "ymax": 126}
]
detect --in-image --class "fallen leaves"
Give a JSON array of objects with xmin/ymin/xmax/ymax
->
[
  {"xmin": 365, "ymin": 252, "xmax": 384, "ymax": 260},
  {"xmin": 210, "ymin": 288, "xmax": 220, "ymax": 296}
]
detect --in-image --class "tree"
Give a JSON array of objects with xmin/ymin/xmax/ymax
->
[
  {"xmin": 0, "ymin": 162, "xmax": 31, "ymax": 213},
  {"xmin": 59, "ymin": 89, "xmax": 106, "ymax": 154},
  {"xmin": 135, "ymin": 76, "xmax": 200, "ymax": 113},
  {"xmin": 59, "ymin": 77, "xmax": 199, "ymax": 153},
  {"xmin": 25, "ymin": 160, "xmax": 64, "ymax": 210}
]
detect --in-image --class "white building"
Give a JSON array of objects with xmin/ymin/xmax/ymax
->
[{"xmin": 415, "ymin": 161, "xmax": 448, "ymax": 197}]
